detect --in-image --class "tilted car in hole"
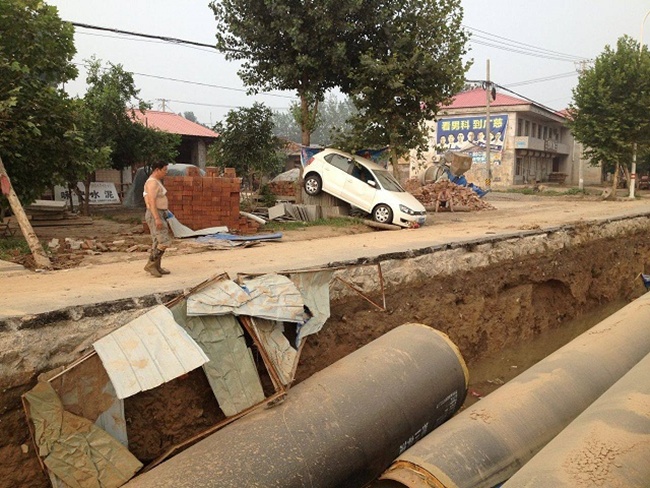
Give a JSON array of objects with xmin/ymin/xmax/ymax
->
[{"xmin": 303, "ymin": 148, "xmax": 427, "ymax": 228}]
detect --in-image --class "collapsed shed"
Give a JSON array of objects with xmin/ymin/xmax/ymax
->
[{"xmin": 22, "ymin": 269, "xmax": 333, "ymax": 487}]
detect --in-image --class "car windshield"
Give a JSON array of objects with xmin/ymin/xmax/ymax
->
[{"xmin": 373, "ymin": 170, "xmax": 405, "ymax": 192}]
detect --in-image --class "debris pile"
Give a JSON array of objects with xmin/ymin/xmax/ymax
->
[{"xmin": 406, "ymin": 180, "xmax": 496, "ymax": 212}]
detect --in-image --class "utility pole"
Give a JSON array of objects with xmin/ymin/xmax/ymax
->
[
  {"xmin": 157, "ymin": 98, "xmax": 168, "ymax": 112},
  {"xmin": 485, "ymin": 59, "xmax": 492, "ymax": 190},
  {"xmin": 0, "ymin": 156, "xmax": 51, "ymax": 269}
]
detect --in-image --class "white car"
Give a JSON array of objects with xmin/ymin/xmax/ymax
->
[{"xmin": 303, "ymin": 148, "xmax": 427, "ymax": 227}]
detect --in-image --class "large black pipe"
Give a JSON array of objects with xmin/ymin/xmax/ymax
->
[
  {"xmin": 503, "ymin": 350, "xmax": 650, "ymax": 487},
  {"xmin": 378, "ymin": 292, "xmax": 650, "ymax": 488},
  {"xmin": 125, "ymin": 323, "xmax": 468, "ymax": 488}
]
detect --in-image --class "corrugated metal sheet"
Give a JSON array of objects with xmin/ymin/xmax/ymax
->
[
  {"xmin": 250, "ymin": 318, "xmax": 297, "ymax": 385},
  {"xmin": 445, "ymin": 88, "xmax": 529, "ymax": 109},
  {"xmin": 184, "ymin": 313, "xmax": 265, "ymax": 416},
  {"xmin": 132, "ymin": 110, "xmax": 219, "ymax": 138},
  {"xmin": 290, "ymin": 270, "xmax": 333, "ymax": 344},
  {"xmin": 187, "ymin": 274, "xmax": 308, "ymax": 323},
  {"xmin": 93, "ymin": 305, "xmax": 209, "ymax": 399}
]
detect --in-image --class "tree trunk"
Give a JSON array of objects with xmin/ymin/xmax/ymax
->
[
  {"xmin": 0, "ymin": 156, "xmax": 51, "ymax": 269},
  {"xmin": 610, "ymin": 162, "xmax": 620, "ymax": 200},
  {"xmin": 300, "ymin": 92, "xmax": 311, "ymax": 147}
]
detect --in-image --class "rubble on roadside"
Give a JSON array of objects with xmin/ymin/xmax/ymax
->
[{"xmin": 404, "ymin": 179, "xmax": 496, "ymax": 212}]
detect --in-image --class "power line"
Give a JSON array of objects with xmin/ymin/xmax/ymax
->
[
  {"xmin": 74, "ymin": 30, "xmax": 218, "ymax": 55},
  {"xmin": 164, "ymin": 98, "xmax": 289, "ymax": 111},
  {"xmin": 71, "ymin": 22, "xmax": 225, "ymax": 51},
  {"xmin": 464, "ymin": 24, "xmax": 588, "ymax": 62},
  {"xmin": 504, "ymin": 71, "xmax": 577, "ymax": 88},
  {"xmin": 72, "ymin": 62, "xmax": 296, "ymax": 100}
]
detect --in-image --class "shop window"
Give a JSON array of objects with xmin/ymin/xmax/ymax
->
[{"xmin": 516, "ymin": 158, "xmax": 523, "ymax": 176}]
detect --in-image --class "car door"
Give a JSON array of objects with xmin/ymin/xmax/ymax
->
[
  {"xmin": 342, "ymin": 162, "xmax": 378, "ymax": 212},
  {"xmin": 322, "ymin": 153, "xmax": 353, "ymax": 197}
]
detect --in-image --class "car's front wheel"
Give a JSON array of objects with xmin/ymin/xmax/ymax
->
[
  {"xmin": 304, "ymin": 174, "xmax": 322, "ymax": 195},
  {"xmin": 373, "ymin": 204, "xmax": 393, "ymax": 224}
]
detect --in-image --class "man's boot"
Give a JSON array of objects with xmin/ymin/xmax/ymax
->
[
  {"xmin": 144, "ymin": 249, "xmax": 162, "ymax": 277},
  {"xmin": 155, "ymin": 249, "xmax": 170, "ymax": 275}
]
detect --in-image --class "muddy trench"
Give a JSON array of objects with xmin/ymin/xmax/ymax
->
[{"xmin": 1, "ymin": 223, "xmax": 650, "ymax": 488}]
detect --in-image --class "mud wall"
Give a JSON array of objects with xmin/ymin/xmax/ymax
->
[{"xmin": 2, "ymin": 216, "xmax": 650, "ymax": 487}]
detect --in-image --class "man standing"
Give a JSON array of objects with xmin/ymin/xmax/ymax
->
[{"xmin": 143, "ymin": 161, "xmax": 172, "ymax": 277}]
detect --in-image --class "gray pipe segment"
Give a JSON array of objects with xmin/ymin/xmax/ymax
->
[
  {"xmin": 125, "ymin": 323, "xmax": 469, "ymax": 488},
  {"xmin": 378, "ymin": 292, "xmax": 650, "ymax": 488},
  {"xmin": 503, "ymin": 350, "xmax": 650, "ymax": 487}
]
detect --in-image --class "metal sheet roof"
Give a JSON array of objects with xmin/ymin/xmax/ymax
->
[
  {"xmin": 187, "ymin": 274, "xmax": 308, "ymax": 323},
  {"xmin": 93, "ymin": 305, "xmax": 209, "ymax": 399}
]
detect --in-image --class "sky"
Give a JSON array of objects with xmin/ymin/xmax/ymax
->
[{"xmin": 47, "ymin": 0, "xmax": 650, "ymax": 127}]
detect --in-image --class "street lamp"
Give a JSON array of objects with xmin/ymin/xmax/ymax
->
[{"xmin": 630, "ymin": 9, "xmax": 650, "ymax": 198}]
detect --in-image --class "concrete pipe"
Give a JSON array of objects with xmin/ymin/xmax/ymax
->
[
  {"xmin": 377, "ymin": 292, "xmax": 650, "ymax": 488},
  {"xmin": 125, "ymin": 323, "xmax": 468, "ymax": 488},
  {"xmin": 503, "ymin": 350, "xmax": 650, "ymax": 487}
]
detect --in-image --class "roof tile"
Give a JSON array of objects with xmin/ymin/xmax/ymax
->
[{"xmin": 133, "ymin": 110, "xmax": 219, "ymax": 138}]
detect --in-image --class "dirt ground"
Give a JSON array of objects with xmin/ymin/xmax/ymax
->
[
  {"xmin": 6, "ymin": 207, "xmax": 374, "ymax": 270},
  {"xmin": 3, "ymin": 191, "xmax": 650, "ymax": 487}
]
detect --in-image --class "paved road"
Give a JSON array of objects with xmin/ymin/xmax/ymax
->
[{"xmin": 2, "ymin": 195, "xmax": 649, "ymax": 319}]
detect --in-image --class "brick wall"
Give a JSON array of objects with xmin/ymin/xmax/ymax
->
[
  {"xmin": 269, "ymin": 180, "xmax": 298, "ymax": 197},
  {"xmin": 164, "ymin": 167, "xmax": 259, "ymax": 234}
]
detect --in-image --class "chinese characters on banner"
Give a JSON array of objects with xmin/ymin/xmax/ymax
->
[
  {"xmin": 436, "ymin": 115, "xmax": 509, "ymax": 165},
  {"xmin": 54, "ymin": 182, "xmax": 121, "ymax": 206}
]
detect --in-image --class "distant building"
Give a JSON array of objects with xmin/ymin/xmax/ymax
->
[
  {"xmin": 92, "ymin": 111, "xmax": 219, "ymax": 199},
  {"xmin": 132, "ymin": 110, "xmax": 219, "ymax": 170},
  {"xmin": 411, "ymin": 88, "xmax": 602, "ymax": 188}
]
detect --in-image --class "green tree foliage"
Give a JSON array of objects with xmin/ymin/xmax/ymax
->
[
  {"xmin": 568, "ymin": 35, "xmax": 650, "ymax": 183},
  {"xmin": 62, "ymin": 59, "xmax": 179, "ymax": 215},
  {"xmin": 210, "ymin": 0, "xmax": 367, "ymax": 146},
  {"xmin": 273, "ymin": 93, "xmax": 357, "ymax": 146},
  {"xmin": 208, "ymin": 103, "xmax": 284, "ymax": 190},
  {"xmin": 0, "ymin": 0, "xmax": 78, "ymax": 213},
  {"xmin": 343, "ymin": 0, "xmax": 470, "ymax": 177},
  {"xmin": 183, "ymin": 111, "xmax": 198, "ymax": 123}
]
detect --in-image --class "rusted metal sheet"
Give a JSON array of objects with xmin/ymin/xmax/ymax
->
[
  {"xmin": 124, "ymin": 324, "xmax": 468, "ymax": 488},
  {"xmin": 93, "ymin": 305, "xmax": 209, "ymax": 399}
]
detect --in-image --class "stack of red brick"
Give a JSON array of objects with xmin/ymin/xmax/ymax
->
[
  {"xmin": 164, "ymin": 167, "xmax": 260, "ymax": 235},
  {"xmin": 268, "ymin": 180, "xmax": 298, "ymax": 197}
]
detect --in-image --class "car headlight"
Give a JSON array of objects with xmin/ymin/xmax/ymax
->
[{"xmin": 399, "ymin": 204, "xmax": 416, "ymax": 215}]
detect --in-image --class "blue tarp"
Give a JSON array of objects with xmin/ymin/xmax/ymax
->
[{"xmin": 196, "ymin": 233, "xmax": 283, "ymax": 242}]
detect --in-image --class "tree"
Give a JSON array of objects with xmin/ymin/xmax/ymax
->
[
  {"xmin": 210, "ymin": 0, "xmax": 367, "ymax": 146},
  {"xmin": 0, "ymin": 0, "xmax": 78, "ymax": 216},
  {"xmin": 273, "ymin": 93, "xmax": 357, "ymax": 146},
  {"xmin": 61, "ymin": 59, "xmax": 180, "ymax": 215},
  {"xmin": 208, "ymin": 103, "xmax": 284, "ymax": 190},
  {"xmin": 183, "ymin": 111, "xmax": 198, "ymax": 123},
  {"xmin": 568, "ymin": 35, "xmax": 650, "ymax": 193},
  {"xmin": 343, "ymin": 0, "xmax": 470, "ymax": 178}
]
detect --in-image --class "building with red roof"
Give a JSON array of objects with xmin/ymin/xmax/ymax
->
[
  {"xmin": 132, "ymin": 110, "xmax": 219, "ymax": 169},
  {"xmin": 411, "ymin": 88, "xmax": 601, "ymax": 188}
]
